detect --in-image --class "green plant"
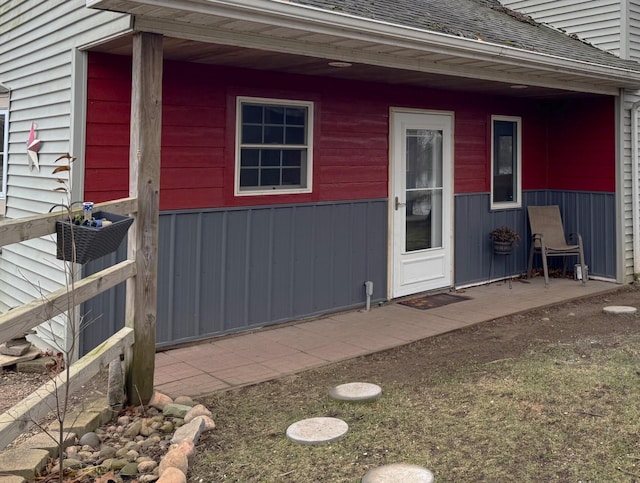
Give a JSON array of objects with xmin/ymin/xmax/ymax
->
[{"xmin": 490, "ymin": 226, "xmax": 521, "ymax": 244}]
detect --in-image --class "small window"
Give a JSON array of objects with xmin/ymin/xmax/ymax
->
[
  {"xmin": 491, "ymin": 116, "xmax": 521, "ymax": 209},
  {"xmin": 235, "ymin": 97, "xmax": 313, "ymax": 195}
]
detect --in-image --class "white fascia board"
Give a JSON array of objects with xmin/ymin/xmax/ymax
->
[{"xmin": 88, "ymin": 0, "xmax": 640, "ymax": 87}]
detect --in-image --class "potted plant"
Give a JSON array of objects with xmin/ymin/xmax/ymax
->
[
  {"xmin": 490, "ymin": 226, "xmax": 521, "ymax": 255},
  {"xmin": 51, "ymin": 154, "xmax": 133, "ymax": 264}
]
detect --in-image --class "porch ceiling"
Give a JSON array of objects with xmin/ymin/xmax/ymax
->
[{"xmin": 86, "ymin": 0, "xmax": 640, "ymax": 98}]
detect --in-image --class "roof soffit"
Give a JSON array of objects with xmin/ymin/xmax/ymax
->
[{"xmin": 86, "ymin": 0, "xmax": 640, "ymax": 94}]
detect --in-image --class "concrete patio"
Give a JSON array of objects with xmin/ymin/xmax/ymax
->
[{"xmin": 153, "ymin": 277, "xmax": 621, "ymax": 398}]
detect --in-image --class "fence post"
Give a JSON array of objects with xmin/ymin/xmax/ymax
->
[{"xmin": 125, "ymin": 31, "xmax": 163, "ymax": 406}]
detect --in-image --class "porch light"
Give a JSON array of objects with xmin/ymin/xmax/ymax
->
[{"xmin": 328, "ymin": 61, "xmax": 352, "ymax": 68}]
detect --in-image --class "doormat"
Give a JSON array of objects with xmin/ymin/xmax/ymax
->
[{"xmin": 399, "ymin": 292, "xmax": 471, "ymax": 310}]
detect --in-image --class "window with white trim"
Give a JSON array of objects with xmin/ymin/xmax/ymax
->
[
  {"xmin": 491, "ymin": 115, "xmax": 521, "ymax": 209},
  {"xmin": 235, "ymin": 97, "xmax": 313, "ymax": 195}
]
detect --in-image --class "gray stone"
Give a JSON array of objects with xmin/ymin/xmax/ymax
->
[
  {"xmin": 0, "ymin": 475, "xmax": 26, "ymax": 483},
  {"xmin": 108, "ymin": 359, "xmax": 125, "ymax": 412},
  {"xmin": 138, "ymin": 459, "xmax": 158, "ymax": 473},
  {"xmin": 171, "ymin": 417, "xmax": 205, "ymax": 445},
  {"xmin": 173, "ymin": 396, "xmax": 195, "ymax": 407},
  {"xmin": 362, "ymin": 463, "xmax": 434, "ymax": 483},
  {"xmin": 47, "ymin": 409, "xmax": 103, "ymax": 436},
  {"xmin": 14, "ymin": 356, "xmax": 56, "ymax": 373},
  {"xmin": 99, "ymin": 445, "xmax": 117, "ymax": 459},
  {"xmin": 79, "ymin": 431, "xmax": 100, "ymax": 449},
  {"xmin": 162, "ymin": 403, "xmax": 192, "ymax": 419},
  {"xmin": 83, "ymin": 397, "xmax": 117, "ymax": 425},
  {"xmin": 329, "ymin": 382, "xmax": 382, "ymax": 402},
  {"xmin": 0, "ymin": 342, "xmax": 31, "ymax": 356},
  {"xmin": 109, "ymin": 458, "xmax": 128, "ymax": 470},
  {"xmin": 21, "ymin": 431, "xmax": 77, "ymax": 458},
  {"xmin": 120, "ymin": 462, "xmax": 139, "ymax": 476},
  {"xmin": 603, "ymin": 305, "xmax": 637, "ymax": 315},
  {"xmin": 0, "ymin": 348, "xmax": 40, "ymax": 369},
  {"xmin": 125, "ymin": 419, "xmax": 143, "ymax": 438},
  {"xmin": 0, "ymin": 449, "xmax": 49, "ymax": 479},
  {"xmin": 285, "ymin": 417, "xmax": 349, "ymax": 445}
]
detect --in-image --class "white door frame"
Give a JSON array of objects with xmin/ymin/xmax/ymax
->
[{"xmin": 388, "ymin": 108, "xmax": 454, "ymax": 299}]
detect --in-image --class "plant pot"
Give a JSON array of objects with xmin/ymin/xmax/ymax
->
[
  {"xmin": 493, "ymin": 240, "xmax": 513, "ymax": 255},
  {"xmin": 55, "ymin": 211, "xmax": 134, "ymax": 264}
]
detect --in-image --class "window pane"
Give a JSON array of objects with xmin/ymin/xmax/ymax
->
[
  {"xmin": 285, "ymin": 126, "xmax": 305, "ymax": 144},
  {"xmin": 241, "ymin": 149, "xmax": 259, "ymax": 167},
  {"xmin": 264, "ymin": 126, "xmax": 284, "ymax": 144},
  {"xmin": 242, "ymin": 125, "xmax": 262, "ymax": 144},
  {"xmin": 282, "ymin": 150, "xmax": 301, "ymax": 167},
  {"xmin": 261, "ymin": 149, "xmax": 281, "ymax": 167},
  {"xmin": 493, "ymin": 120, "xmax": 518, "ymax": 204},
  {"xmin": 261, "ymin": 168, "xmax": 280, "ymax": 186},
  {"xmin": 240, "ymin": 168, "xmax": 259, "ymax": 187},
  {"xmin": 282, "ymin": 168, "xmax": 301, "ymax": 185},
  {"xmin": 285, "ymin": 107, "xmax": 306, "ymax": 126},
  {"xmin": 264, "ymin": 106, "xmax": 284, "ymax": 124},
  {"xmin": 406, "ymin": 130, "xmax": 442, "ymax": 189},
  {"xmin": 242, "ymin": 105, "xmax": 263, "ymax": 124}
]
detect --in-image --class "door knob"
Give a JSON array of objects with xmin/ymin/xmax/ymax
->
[{"xmin": 395, "ymin": 196, "xmax": 406, "ymax": 211}]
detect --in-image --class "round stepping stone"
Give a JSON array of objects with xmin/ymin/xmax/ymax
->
[
  {"xmin": 362, "ymin": 463, "xmax": 434, "ymax": 483},
  {"xmin": 603, "ymin": 306, "xmax": 637, "ymax": 315},
  {"xmin": 286, "ymin": 417, "xmax": 348, "ymax": 445},
  {"xmin": 329, "ymin": 382, "xmax": 382, "ymax": 402}
]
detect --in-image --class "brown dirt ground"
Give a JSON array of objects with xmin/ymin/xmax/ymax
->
[{"xmin": 356, "ymin": 284, "xmax": 640, "ymax": 380}]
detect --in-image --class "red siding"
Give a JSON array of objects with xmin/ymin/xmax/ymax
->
[
  {"xmin": 84, "ymin": 53, "xmax": 615, "ymax": 210},
  {"xmin": 545, "ymin": 97, "xmax": 615, "ymax": 192}
]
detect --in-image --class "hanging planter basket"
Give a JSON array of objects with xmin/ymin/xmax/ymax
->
[
  {"xmin": 55, "ymin": 211, "xmax": 134, "ymax": 264},
  {"xmin": 493, "ymin": 240, "xmax": 513, "ymax": 255}
]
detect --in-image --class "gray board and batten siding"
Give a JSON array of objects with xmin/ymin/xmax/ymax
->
[
  {"xmin": 456, "ymin": 191, "xmax": 616, "ymax": 286},
  {"xmin": 80, "ymin": 191, "xmax": 615, "ymax": 355},
  {"xmin": 81, "ymin": 199, "xmax": 388, "ymax": 354}
]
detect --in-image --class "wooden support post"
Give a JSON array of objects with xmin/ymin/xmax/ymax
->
[{"xmin": 125, "ymin": 32, "xmax": 163, "ymax": 406}]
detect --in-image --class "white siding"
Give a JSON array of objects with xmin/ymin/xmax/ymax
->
[
  {"xmin": 502, "ymin": 0, "xmax": 623, "ymax": 56},
  {"xmin": 0, "ymin": 0, "xmax": 130, "ymax": 353},
  {"xmin": 629, "ymin": 1, "xmax": 640, "ymax": 61},
  {"xmin": 620, "ymin": 90, "xmax": 640, "ymax": 282}
]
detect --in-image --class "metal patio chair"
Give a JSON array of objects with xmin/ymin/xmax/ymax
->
[{"xmin": 527, "ymin": 205, "xmax": 587, "ymax": 287}]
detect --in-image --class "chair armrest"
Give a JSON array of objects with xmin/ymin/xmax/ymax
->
[{"xmin": 568, "ymin": 233, "xmax": 584, "ymax": 246}]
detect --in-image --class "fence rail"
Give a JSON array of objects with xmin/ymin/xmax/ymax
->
[{"xmin": 0, "ymin": 197, "xmax": 138, "ymax": 450}]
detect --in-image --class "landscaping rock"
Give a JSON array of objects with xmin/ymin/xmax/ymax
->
[
  {"xmin": 157, "ymin": 466, "xmax": 186, "ymax": 483},
  {"xmin": 183, "ymin": 404, "xmax": 212, "ymax": 423},
  {"xmin": 163, "ymin": 403, "xmax": 192, "ymax": 419},
  {"xmin": 173, "ymin": 396, "xmax": 194, "ymax": 407},
  {"xmin": 158, "ymin": 446, "xmax": 188, "ymax": 476},
  {"xmin": 149, "ymin": 392, "xmax": 173, "ymax": 410},
  {"xmin": 108, "ymin": 359, "xmax": 125, "ymax": 413}
]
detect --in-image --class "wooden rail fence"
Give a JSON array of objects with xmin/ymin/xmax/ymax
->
[{"xmin": 0, "ymin": 197, "xmax": 140, "ymax": 450}]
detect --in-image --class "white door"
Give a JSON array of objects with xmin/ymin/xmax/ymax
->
[{"xmin": 390, "ymin": 110, "xmax": 453, "ymax": 298}]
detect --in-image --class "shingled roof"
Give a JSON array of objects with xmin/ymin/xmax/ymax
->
[{"xmin": 287, "ymin": 0, "xmax": 640, "ymax": 73}]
